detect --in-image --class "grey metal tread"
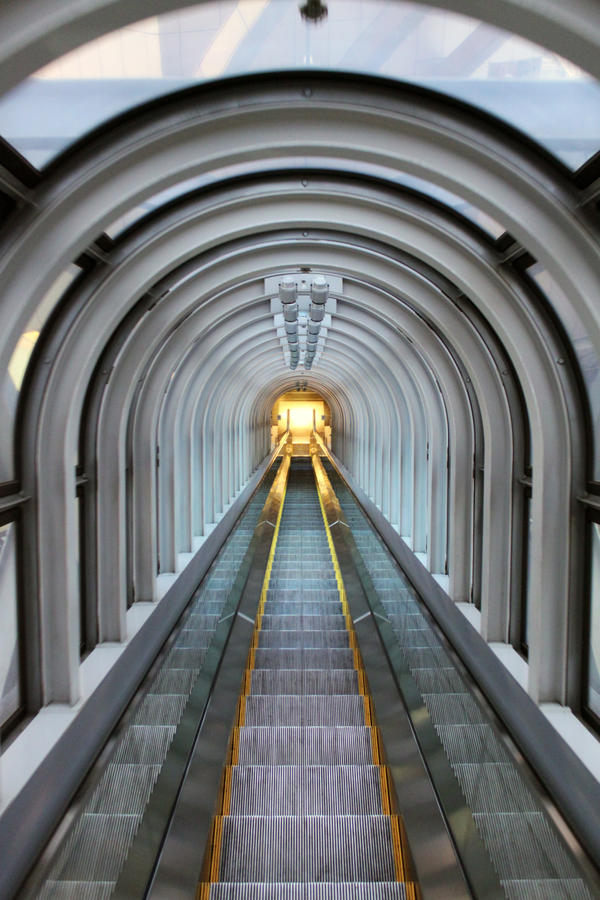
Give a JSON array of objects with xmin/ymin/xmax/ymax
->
[
  {"xmin": 38, "ymin": 883, "xmax": 116, "ymax": 899},
  {"xmin": 500, "ymin": 879, "xmax": 595, "ymax": 900},
  {"xmin": 206, "ymin": 884, "xmax": 412, "ymax": 898},
  {"xmin": 235, "ymin": 726, "xmax": 377, "ymax": 765},
  {"xmin": 260, "ymin": 615, "xmax": 346, "ymax": 630},
  {"xmin": 217, "ymin": 815, "xmax": 399, "ymax": 882},
  {"xmin": 228, "ymin": 765, "xmax": 385, "ymax": 815},
  {"xmin": 243, "ymin": 695, "xmax": 366, "ymax": 726},
  {"xmin": 262, "ymin": 602, "xmax": 343, "ymax": 616},
  {"xmin": 253, "ymin": 649, "xmax": 355, "ymax": 670},
  {"xmin": 257, "ymin": 630, "xmax": 350, "ymax": 650},
  {"xmin": 248, "ymin": 670, "xmax": 360, "ymax": 695}
]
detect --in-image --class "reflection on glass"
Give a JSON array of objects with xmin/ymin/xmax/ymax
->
[
  {"xmin": 588, "ymin": 523, "xmax": 600, "ymax": 719},
  {"xmin": 106, "ymin": 157, "xmax": 506, "ymax": 240},
  {"xmin": 7, "ymin": 266, "xmax": 79, "ymax": 395},
  {"xmin": 0, "ymin": 0, "xmax": 597, "ymax": 170},
  {"xmin": 528, "ymin": 263, "xmax": 600, "ymax": 481},
  {"xmin": 0, "ymin": 521, "xmax": 21, "ymax": 729},
  {"xmin": 1, "ymin": 265, "xmax": 80, "ymax": 483}
]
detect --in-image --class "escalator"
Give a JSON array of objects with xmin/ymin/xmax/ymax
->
[
  {"xmin": 19, "ymin": 447, "xmax": 600, "ymax": 899},
  {"xmin": 199, "ymin": 459, "xmax": 417, "ymax": 898}
]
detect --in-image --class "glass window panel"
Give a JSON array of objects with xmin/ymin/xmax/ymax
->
[
  {"xmin": 528, "ymin": 263, "xmax": 600, "ymax": 481},
  {"xmin": 0, "ymin": 1, "xmax": 597, "ymax": 171},
  {"xmin": 588, "ymin": 522, "xmax": 600, "ymax": 720},
  {"xmin": 0, "ymin": 521, "xmax": 21, "ymax": 729},
  {"xmin": 1, "ymin": 265, "xmax": 80, "ymax": 482}
]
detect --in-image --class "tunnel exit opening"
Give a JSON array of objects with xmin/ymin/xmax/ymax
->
[{"xmin": 271, "ymin": 389, "xmax": 331, "ymax": 455}]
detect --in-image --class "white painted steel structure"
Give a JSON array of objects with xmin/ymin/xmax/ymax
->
[{"xmin": 0, "ymin": 0, "xmax": 600, "ymax": 888}]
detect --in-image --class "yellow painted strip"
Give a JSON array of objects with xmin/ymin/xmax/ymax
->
[
  {"xmin": 229, "ymin": 727, "xmax": 239, "ymax": 765},
  {"xmin": 379, "ymin": 765, "xmax": 391, "ymax": 815},
  {"xmin": 196, "ymin": 883, "xmax": 210, "ymax": 900},
  {"xmin": 236, "ymin": 695, "xmax": 246, "ymax": 727},
  {"xmin": 210, "ymin": 816, "xmax": 224, "ymax": 882},
  {"xmin": 221, "ymin": 766, "xmax": 232, "ymax": 815},
  {"xmin": 390, "ymin": 815, "xmax": 407, "ymax": 882}
]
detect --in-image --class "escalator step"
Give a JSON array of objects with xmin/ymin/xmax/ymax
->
[
  {"xmin": 248, "ymin": 670, "xmax": 360, "ymax": 695},
  {"xmin": 228, "ymin": 766, "xmax": 385, "ymax": 815},
  {"xmin": 253, "ymin": 649, "xmax": 355, "ymax": 670},
  {"xmin": 205, "ymin": 882, "xmax": 413, "ymax": 898},
  {"xmin": 257, "ymin": 631, "xmax": 350, "ymax": 650},
  {"xmin": 263, "ymin": 602, "xmax": 342, "ymax": 616},
  {"xmin": 39, "ymin": 882, "xmax": 115, "ymax": 899},
  {"xmin": 260, "ymin": 616, "xmax": 346, "ymax": 631},
  {"xmin": 217, "ymin": 815, "xmax": 398, "ymax": 882},
  {"xmin": 235, "ymin": 727, "xmax": 376, "ymax": 766},
  {"xmin": 243, "ymin": 695, "xmax": 366, "ymax": 726}
]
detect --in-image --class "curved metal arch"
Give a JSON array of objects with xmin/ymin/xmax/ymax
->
[
  {"xmin": 132, "ymin": 313, "xmax": 277, "ymax": 600},
  {"xmin": 0, "ymin": 74, "xmax": 597, "ymax": 396},
  {"xmin": 342, "ymin": 274, "xmax": 514, "ymax": 634},
  {"xmin": 17, "ymin": 167, "xmax": 584, "ymax": 704},
  {"xmin": 333, "ymin": 306, "xmax": 447, "ymax": 560},
  {"xmin": 324, "ymin": 319, "xmax": 472, "ymax": 594},
  {"xmin": 143, "ymin": 246, "xmax": 476, "ymax": 584}
]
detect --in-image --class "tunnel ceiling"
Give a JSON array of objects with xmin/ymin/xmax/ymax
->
[{"xmin": 0, "ymin": 0, "xmax": 599, "ymax": 722}]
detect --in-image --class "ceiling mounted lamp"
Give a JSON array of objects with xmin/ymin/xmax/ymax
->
[
  {"xmin": 299, "ymin": 0, "xmax": 328, "ymax": 24},
  {"xmin": 269, "ymin": 272, "xmax": 338, "ymax": 372}
]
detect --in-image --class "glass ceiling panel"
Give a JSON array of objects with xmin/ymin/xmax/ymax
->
[{"xmin": 0, "ymin": 0, "xmax": 597, "ymax": 171}]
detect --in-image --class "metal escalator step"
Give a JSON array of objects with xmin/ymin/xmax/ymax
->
[
  {"xmin": 410, "ymin": 667, "xmax": 465, "ymax": 694},
  {"xmin": 473, "ymin": 812, "xmax": 581, "ymax": 880},
  {"xmin": 500, "ymin": 879, "xmax": 595, "ymax": 900},
  {"xmin": 266, "ymin": 590, "xmax": 340, "ymax": 602},
  {"xmin": 243, "ymin": 696, "xmax": 366, "ymax": 726},
  {"xmin": 39, "ymin": 881, "xmax": 115, "ymax": 899},
  {"xmin": 399, "ymin": 629, "xmax": 442, "ymax": 650},
  {"xmin": 131, "ymin": 693, "xmax": 189, "ymax": 726},
  {"xmin": 87, "ymin": 763, "xmax": 160, "ymax": 814},
  {"xmin": 268, "ymin": 580, "xmax": 338, "ymax": 590},
  {"xmin": 400, "ymin": 647, "xmax": 451, "ymax": 669},
  {"xmin": 152, "ymin": 668, "xmax": 200, "ymax": 694},
  {"xmin": 217, "ymin": 815, "xmax": 398, "ymax": 882},
  {"xmin": 236, "ymin": 727, "xmax": 375, "ymax": 765},
  {"xmin": 249, "ymin": 670, "xmax": 360, "ymax": 695},
  {"xmin": 260, "ymin": 616, "xmax": 346, "ymax": 631},
  {"xmin": 228, "ymin": 766, "xmax": 384, "ymax": 815},
  {"xmin": 165, "ymin": 647, "xmax": 208, "ymax": 669},
  {"xmin": 269, "ymin": 568, "xmax": 331, "ymax": 578},
  {"xmin": 386, "ymin": 613, "xmax": 427, "ymax": 630},
  {"xmin": 434, "ymin": 725, "xmax": 510, "ymax": 764},
  {"xmin": 48, "ymin": 814, "xmax": 139, "ymax": 881},
  {"xmin": 272, "ymin": 555, "xmax": 333, "ymax": 563},
  {"xmin": 186, "ymin": 613, "xmax": 221, "ymax": 630},
  {"xmin": 113, "ymin": 725, "xmax": 176, "ymax": 764},
  {"xmin": 253, "ymin": 649, "xmax": 355, "ymax": 670},
  {"xmin": 176, "ymin": 628, "xmax": 214, "ymax": 649},
  {"xmin": 207, "ymin": 882, "xmax": 412, "ymax": 898},
  {"xmin": 257, "ymin": 631, "xmax": 350, "ymax": 650},
  {"xmin": 263, "ymin": 602, "xmax": 342, "ymax": 617},
  {"xmin": 453, "ymin": 763, "xmax": 538, "ymax": 813},
  {"xmin": 421, "ymin": 693, "xmax": 487, "ymax": 726}
]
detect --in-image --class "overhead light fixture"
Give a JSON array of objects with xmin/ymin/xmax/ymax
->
[{"xmin": 267, "ymin": 272, "xmax": 340, "ymax": 371}]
